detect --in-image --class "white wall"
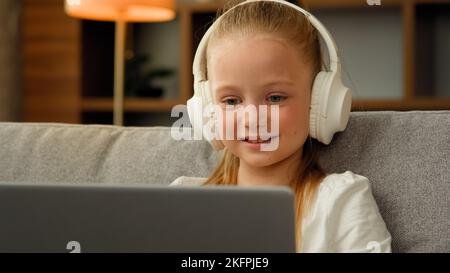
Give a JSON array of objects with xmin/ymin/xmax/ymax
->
[{"xmin": 314, "ymin": 8, "xmax": 404, "ymax": 100}]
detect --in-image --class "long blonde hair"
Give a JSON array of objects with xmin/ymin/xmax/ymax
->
[{"xmin": 203, "ymin": 0, "xmax": 328, "ymax": 252}]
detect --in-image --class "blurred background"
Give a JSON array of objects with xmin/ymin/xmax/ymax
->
[{"xmin": 1, "ymin": 0, "xmax": 449, "ymax": 126}]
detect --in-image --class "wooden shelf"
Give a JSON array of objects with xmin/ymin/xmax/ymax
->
[
  {"xmin": 353, "ymin": 99, "xmax": 450, "ymax": 111},
  {"xmin": 81, "ymin": 98, "xmax": 184, "ymax": 112},
  {"xmin": 81, "ymin": 98, "xmax": 450, "ymax": 112},
  {"xmin": 414, "ymin": 0, "xmax": 450, "ymax": 4}
]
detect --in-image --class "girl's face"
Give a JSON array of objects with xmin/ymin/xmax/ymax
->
[{"xmin": 207, "ymin": 35, "xmax": 315, "ymax": 168}]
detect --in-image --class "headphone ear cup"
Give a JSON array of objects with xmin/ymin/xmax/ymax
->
[
  {"xmin": 310, "ymin": 70, "xmax": 352, "ymax": 145},
  {"xmin": 200, "ymin": 81, "xmax": 213, "ymax": 106},
  {"xmin": 199, "ymin": 81, "xmax": 225, "ymax": 151},
  {"xmin": 187, "ymin": 80, "xmax": 204, "ymax": 128},
  {"xmin": 324, "ymin": 84, "xmax": 352, "ymax": 143},
  {"xmin": 309, "ymin": 71, "xmax": 329, "ymax": 141},
  {"xmin": 186, "ymin": 96, "xmax": 196, "ymax": 127}
]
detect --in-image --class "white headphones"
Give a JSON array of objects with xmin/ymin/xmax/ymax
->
[{"xmin": 187, "ymin": 0, "xmax": 352, "ymax": 150}]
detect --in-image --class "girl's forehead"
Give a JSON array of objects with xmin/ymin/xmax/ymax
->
[
  {"xmin": 209, "ymin": 34, "xmax": 293, "ymax": 54},
  {"xmin": 207, "ymin": 36, "xmax": 309, "ymax": 83},
  {"xmin": 208, "ymin": 34, "xmax": 308, "ymax": 68}
]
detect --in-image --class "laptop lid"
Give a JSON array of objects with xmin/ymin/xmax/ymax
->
[{"xmin": 0, "ymin": 182, "xmax": 295, "ymax": 253}]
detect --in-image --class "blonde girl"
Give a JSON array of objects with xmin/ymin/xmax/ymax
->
[{"xmin": 171, "ymin": 0, "xmax": 391, "ymax": 253}]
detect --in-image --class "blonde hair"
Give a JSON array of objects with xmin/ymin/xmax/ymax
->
[{"xmin": 203, "ymin": 0, "xmax": 328, "ymax": 252}]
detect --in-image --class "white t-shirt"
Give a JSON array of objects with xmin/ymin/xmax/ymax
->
[{"xmin": 170, "ymin": 170, "xmax": 392, "ymax": 253}]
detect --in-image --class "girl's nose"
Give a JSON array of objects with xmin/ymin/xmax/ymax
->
[{"xmin": 237, "ymin": 104, "xmax": 271, "ymax": 130}]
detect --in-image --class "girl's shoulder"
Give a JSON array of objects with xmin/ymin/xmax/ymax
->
[
  {"xmin": 318, "ymin": 170, "xmax": 371, "ymax": 197},
  {"xmin": 311, "ymin": 170, "xmax": 375, "ymax": 216},
  {"xmin": 169, "ymin": 176, "xmax": 207, "ymax": 186},
  {"xmin": 303, "ymin": 171, "xmax": 391, "ymax": 252}
]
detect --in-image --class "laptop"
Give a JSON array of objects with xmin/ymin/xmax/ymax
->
[{"xmin": 0, "ymin": 182, "xmax": 295, "ymax": 253}]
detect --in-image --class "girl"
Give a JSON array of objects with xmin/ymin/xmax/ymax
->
[{"xmin": 171, "ymin": 0, "xmax": 392, "ymax": 253}]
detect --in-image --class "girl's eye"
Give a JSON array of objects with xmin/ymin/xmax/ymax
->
[
  {"xmin": 267, "ymin": 95, "xmax": 286, "ymax": 103},
  {"xmin": 222, "ymin": 98, "xmax": 241, "ymax": 106}
]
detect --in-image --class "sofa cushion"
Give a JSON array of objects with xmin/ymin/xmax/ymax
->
[
  {"xmin": 0, "ymin": 124, "xmax": 219, "ymax": 184},
  {"xmin": 317, "ymin": 111, "xmax": 450, "ymax": 253}
]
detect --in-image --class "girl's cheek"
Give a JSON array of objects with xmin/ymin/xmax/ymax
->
[
  {"xmin": 278, "ymin": 106, "xmax": 307, "ymax": 132},
  {"xmin": 274, "ymin": 108, "xmax": 291, "ymax": 131},
  {"xmin": 221, "ymin": 110, "xmax": 237, "ymax": 140}
]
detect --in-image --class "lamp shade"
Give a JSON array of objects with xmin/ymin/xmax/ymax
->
[{"xmin": 65, "ymin": 0, "xmax": 176, "ymax": 22}]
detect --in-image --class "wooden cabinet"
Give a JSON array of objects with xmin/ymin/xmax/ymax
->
[
  {"xmin": 22, "ymin": 0, "xmax": 81, "ymax": 123},
  {"xmin": 21, "ymin": 0, "xmax": 450, "ymax": 125}
]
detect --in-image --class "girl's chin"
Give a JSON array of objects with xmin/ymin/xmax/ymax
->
[{"xmin": 239, "ymin": 154, "xmax": 279, "ymax": 168}]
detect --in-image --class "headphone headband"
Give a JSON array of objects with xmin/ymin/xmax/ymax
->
[{"xmin": 193, "ymin": 0, "xmax": 341, "ymax": 83}]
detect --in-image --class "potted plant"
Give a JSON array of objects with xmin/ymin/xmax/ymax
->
[{"xmin": 125, "ymin": 53, "xmax": 175, "ymax": 98}]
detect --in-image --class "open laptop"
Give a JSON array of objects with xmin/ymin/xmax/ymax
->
[{"xmin": 0, "ymin": 182, "xmax": 295, "ymax": 253}]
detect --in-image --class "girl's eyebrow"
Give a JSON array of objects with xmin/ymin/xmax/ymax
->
[
  {"xmin": 262, "ymin": 80, "xmax": 294, "ymax": 87},
  {"xmin": 216, "ymin": 80, "xmax": 294, "ymax": 93}
]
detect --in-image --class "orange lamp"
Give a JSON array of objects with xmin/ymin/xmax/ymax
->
[{"xmin": 65, "ymin": 0, "xmax": 176, "ymax": 125}]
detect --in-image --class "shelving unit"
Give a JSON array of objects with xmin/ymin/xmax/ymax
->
[
  {"xmin": 305, "ymin": 0, "xmax": 450, "ymax": 110},
  {"xmin": 21, "ymin": 0, "xmax": 450, "ymax": 125},
  {"xmin": 81, "ymin": 97, "xmax": 182, "ymax": 112},
  {"xmin": 80, "ymin": 19, "xmax": 185, "ymax": 113}
]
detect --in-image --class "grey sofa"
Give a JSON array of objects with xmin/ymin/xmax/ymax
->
[{"xmin": 0, "ymin": 111, "xmax": 448, "ymax": 253}]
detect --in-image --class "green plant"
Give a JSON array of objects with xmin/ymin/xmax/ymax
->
[{"xmin": 125, "ymin": 53, "xmax": 175, "ymax": 97}]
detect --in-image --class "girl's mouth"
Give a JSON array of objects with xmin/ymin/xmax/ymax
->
[
  {"xmin": 239, "ymin": 136, "xmax": 279, "ymax": 150},
  {"xmin": 241, "ymin": 137, "xmax": 272, "ymax": 144}
]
